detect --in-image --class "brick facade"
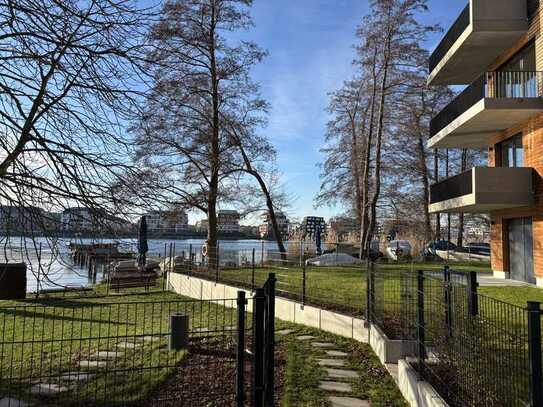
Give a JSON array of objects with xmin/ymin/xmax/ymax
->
[{"xmin": 486, "ymin": 4, "xmax": 543, "ymax": 280}]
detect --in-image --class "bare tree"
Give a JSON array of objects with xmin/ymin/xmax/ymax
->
[
  {"xmin": 0, "ymin": 0, "xmax": 153, "ymax": 283},
  {"xmin": 135, "ymin": 0, "xmax": 269, "ymax": 266}
]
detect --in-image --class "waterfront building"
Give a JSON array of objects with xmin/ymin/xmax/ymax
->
[
  {"xmin": 145, "ymin": 209, "xmax": 189, "ymax": 234},
  {"xmin": 218, "ymin": 210, "xmax": 240, "ymax": 234},
  {"xmin": 301, "ymin": 216, "xmax": 326, "ymax": 238},
  {"xmin": 0, "ymin": 205, "xmax": 47, "ymax": 233},
  {"xmin": 259, "ymin": 211, "xmax": 289, "ymax": 239},
  {"xmin": 427, "ymin": 0, "xmax": 541, "ymax": 284}
]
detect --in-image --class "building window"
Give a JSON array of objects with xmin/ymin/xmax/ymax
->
[{"xmin": 498, "ymin": 134, "xmax": 524, "ymax": 168}]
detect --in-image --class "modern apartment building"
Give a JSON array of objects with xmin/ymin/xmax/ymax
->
[
  {"xmin": 427, "ymin": 0, "xmax": 542, "ymax": 284},
  {"xmin": 145, "ymin": 210, "xmax": 189, "ymax": 234},
  {"xmin": 259, "ymin": 211, "xmax": 289, "ymax": 239},
  {"xmin": 217, "ymin": 210, "xmax": 241, "ymax": 234}
]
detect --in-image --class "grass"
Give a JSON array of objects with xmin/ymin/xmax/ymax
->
[
  {"xmin": 0, "ymin": 286, "xmax": 240, "ymax": 406},
  {"xmin": 276, "ymin": 322, "xmax": 406, "ymax": 407},
  {"xmin": 214, "ymin": 261, "xmax": 492, "ymax": 317}
]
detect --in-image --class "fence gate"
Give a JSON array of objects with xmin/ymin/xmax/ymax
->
[{"xmin": 0, "ymin": 276, "xmax": 276, "ymax": 407}]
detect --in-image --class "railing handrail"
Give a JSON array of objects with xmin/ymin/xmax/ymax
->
[
  {"xmin": 429, "ymin": 4, "xmax": 470, "ymax": 74},
  {"xmin": 430, "ymin": 70, "xmax": 543, "ymax": 138}
]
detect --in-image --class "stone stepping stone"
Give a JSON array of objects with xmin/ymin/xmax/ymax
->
[
  {"xmin": 296, "ymin": 335, "xmax": 315, "ymax": 341},
  {"xmin": 328, "ymin": 397, "xmax": 370, "ymax": 407},
  {"xmin": 116, "ymin": 342, "xmax": 140, "ymax": 349},
  {"xmin": 30, "ymin": 383, "xmax": 68, "ymax": 396},
  {"xmin": 92, "ymin": 351, "xmax": 123, "ymax": 360},
  {"xmin": 0, "ymin": 398, "xmax": 29, "ymax": 407},
  {"xmin": 59, "ymin": 372, "xmax": 94, "ymax": 382},
  {"xmin": 325, "ymin": 368, "xmax": 359, "ymax": 380},
  {"xmin": 276, "ymin": 329, "xmax": 295, "ymax": 335},
  {"xmin": 319, "ymin": 381, "xmax": 352, "ymax": 393},
  {"xmin": 312, "ymin": 342, "xmax": 335, "ymax": 348},
  {"xmin": 78, "ymin": 360, "xmax": 107, "ymax": 369},
  {"xmin": 317, "ymin": 358, "xmax": 346, "ymax": 367},
  {"xmin": 326, "ymin": 350, "xmax": 349, "ymax": 357}
]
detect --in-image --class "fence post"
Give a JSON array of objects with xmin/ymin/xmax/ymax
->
[
  {"xmin": 443, "ymin": 266, "xmax": 452, "ymax": 336},
  {"xmin": 252, "ymin": 248, "xmax": 256, "ymax": 291},
  {"xmin": 417, "ymin": 270, "xmax": 426, "ymax": 362},
  {"xmin": 302, "ymin": 259, "xmax": 306, "ymax": 307},
  {"xmin": 366, "ymin": 261, "xmax": 372, "ymax": 324},
  {"xmin": 261, "ymin": 240, "xmax": 265, "ymax": 267},
  {"xmin": 216, "ymin": 243, "xmax": 220, "ymax": 283},
  {"xmin": 189, "ymin": 244, "xmax": 193, "ymax": 276},
  {"xmin": 236, "ymin": 291, "xmax": 247, "ymax": 407},
  {"xmin": 253, "ymin": 288, "xmax": 265, "ymax": 407},
  {"xmin": 527, "ymin": 301, "xmax": 543, "ymax": 407},
  {"xmin": 467, "ymin": 271, "xmax": 478, "ymax": 316},
  {"xmin": 264, "ymin": 274, "xmax": 276, "ymax": 406}
]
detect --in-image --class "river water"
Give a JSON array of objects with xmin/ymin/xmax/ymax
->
[{"xmin": 0, "ymin": 237, "xmax": 287, "ymax": 292}]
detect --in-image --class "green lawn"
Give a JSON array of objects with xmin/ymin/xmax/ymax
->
[
  {"xmin": 0, "ymin": 287, "xmax": 241, "ymax": 406},
  {"xmin": 213, "ymin": 261, "xmax": 492, "ymax": 317}
]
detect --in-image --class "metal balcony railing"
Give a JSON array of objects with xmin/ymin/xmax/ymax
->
[
  {"xmin": 428, "ymin": 4, "xmax": 470, "ymax": 74},
  {"xmin": 430, "ymin": 169, "xmax": 473, "ymax": 204},
  {"xmin": 430, "ymin": 71, "xmax": 543, "ymax": 139}
]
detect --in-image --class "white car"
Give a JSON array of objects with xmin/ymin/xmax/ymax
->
[{"xmin": 386, "ymin": 240, "xmax": 412, "ymax": 261}]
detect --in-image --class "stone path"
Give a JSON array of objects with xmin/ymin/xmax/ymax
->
[{"xmin": 293, "ymin": 334, "xmax": 371, "ymax": 406}]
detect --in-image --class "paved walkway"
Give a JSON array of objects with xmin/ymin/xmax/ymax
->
[{"xmin": 477, "ymin": 275, "xmax": 533, "ymax": 287}]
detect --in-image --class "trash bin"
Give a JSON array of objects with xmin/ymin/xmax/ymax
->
[{"xmin": 0, "ymin": 263, "xmax": 27, "ymax": 300}]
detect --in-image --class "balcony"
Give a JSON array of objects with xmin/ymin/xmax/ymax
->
[
  {"xmin": 428, "ymin": 71, "xmax": 543, "ymax": 149},
  {"xmin": 428, "ymin": 0, "xmax": 528, "ymax": 86},
  {"xmin": 429, "ymin": 167, "xmax": 534, "ymax": 214}
]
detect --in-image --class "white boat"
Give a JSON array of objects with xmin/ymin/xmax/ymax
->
[{"xmin": 386, "ymin": 240, "xmax": 412, "ymax": 261}]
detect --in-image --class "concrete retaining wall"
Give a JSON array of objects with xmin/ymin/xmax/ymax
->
[
  {"xmin": 398, "ymin": 360, "xmax": 448, "ymax": 407},
  {"xmin": 369, "ymin": 324, "xmax": 417, "ymax": 364},
  {"xmin": 168, "ymin": 272, "xmax": 368, "ymax": 342}
]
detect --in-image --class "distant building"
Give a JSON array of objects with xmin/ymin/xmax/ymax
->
[
  {"xmin": 196, "ymin": 219, "xmax": 209, "ymax": 233},
  {"xmin": 61, "ymin": 207, "xmax": 130, "ymax": 233},
  {"xmin": 259, "ymin": 211, "xmax": 289, "ymax": 239},
  {"xmin": 145, "ymin": 210, "xmax": 189, "ymax": 234},
  {"xmin": 218, "ymin": 210, "xmax": 240, "ymax": 234},
  {"xmin": 0, "ymin": 206, "xmax": 46, "ymax": 233},
  {"xmin": 301, "ymin": 216, "xmax": 326, "ymax": 238},
  {"xmin": 240, "ymin": 225, "xmax": 259, "ymax": 238},
  {"xmin": 61, "ymin": 207, "xmax": 94, "ymax": 231},
  {"xmin": 328, "ymin": 217, "xmax": 358, "ymax": 241}
]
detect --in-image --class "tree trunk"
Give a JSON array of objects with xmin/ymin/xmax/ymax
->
[
  {"xmin": 457, "ymin": 149, "xmax": 468, "ymax": 247},
  {"xmin": 434, "ymin": 150, "xmax": 441, "ymax": 240},
  {"xmin": 417, "ymin": 131, "xmax": 432, "ymax": 242},
  {"xmin": 235, "ymin": 140, "xmax": 288, "ymax": 260},
  {"xmin": 365, "ymin": 53, "xmax": 389, "ymax": 255},
  {"xmin": 207, "ymin": 3, "xmax": 220, "ymax": 270},
  {"xmin": 359, "ymin": 48, "xmax": 379, "ymax": 259}
]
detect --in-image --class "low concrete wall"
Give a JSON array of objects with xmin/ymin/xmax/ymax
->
[
  {"xmin": 369, "ymin": 324, "xmax": 417, "ymax": 364},
  {"xmin": 168, "ymin": 272, "xmax": 368, "ymax": 342},
  {"xmin": 398, "ymin": 360, "xmax": 449, "ymax": 407}
]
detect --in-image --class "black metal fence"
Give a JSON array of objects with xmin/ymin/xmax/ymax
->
[
  {"xmin": 166, "ymin": 245, "xmax": 366, "ymax": 318},
  {"xmin": 0, "ymin": 275, "xmax": 276, "ymax": 406},
  {"xmin": 368, "ymin": 265, "xmax": 542, "ymax": 407}
]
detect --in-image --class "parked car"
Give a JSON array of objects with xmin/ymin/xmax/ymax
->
[
  {"xmin": 422, "ymin": 240, "xmax": 457, "ymax": 257},
  {"xmin": 386, "ymin": 240, "xmax": 412, "ymax": 261}
]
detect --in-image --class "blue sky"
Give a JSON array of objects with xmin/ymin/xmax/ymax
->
[{"xmin": 193, "ymin": 0, "xmax": 467, "ymax": 224}]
